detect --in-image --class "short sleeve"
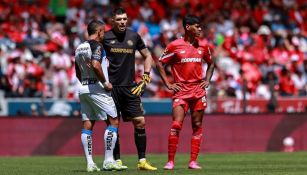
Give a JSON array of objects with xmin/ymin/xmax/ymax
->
[
  {"xmin": 90, "ymin": 41, "xmax": 103, "ymax": 62},
  {"xmin": 136, "ymin": 33, "xmax": 146, "ymax": 51},
  {"xmin": 159, "ymin": 43, "xmax": 175, "ymax": 64}
]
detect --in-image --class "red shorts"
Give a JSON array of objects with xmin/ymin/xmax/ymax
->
[
  {"xmin": 173, "ymin": 85, "xmax": 207, "ymax": 113},
  {"xmin": 173, "ymin": 96, "xmax": 207, "ymax": 113}
]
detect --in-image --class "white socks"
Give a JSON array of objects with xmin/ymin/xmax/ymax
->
[
  {"xmin": 104, "ymin": 126, "xmax": 118, "ymax": 162},
  {"xmin": 81, "ymin": 129, "xmax": 95, "ymax": 165}
]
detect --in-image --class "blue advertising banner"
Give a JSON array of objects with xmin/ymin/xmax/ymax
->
[{"xmin": 6, "ymin": 98, "xmax": 173, "ymax": 116}]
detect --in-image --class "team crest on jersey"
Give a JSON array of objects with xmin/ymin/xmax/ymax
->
[
  {"xmin": 198, "ymin": 50, "xmax": 202, "ymax": 54},
  {"xmin": 110, "ymin": 40, "xmax": 116, "ymax": 44},
  {"xmin": 180, "ymin": 50, "xmax": 186, "ymax": 54},
  {"xmin": 162, "ymin": 48, "xmax": 168, "ymax": 55},
  {"xmin": 127, "ymin": 40, "xmax": 133, "ymax": 46}
]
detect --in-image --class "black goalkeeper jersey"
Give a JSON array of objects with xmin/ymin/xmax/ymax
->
[{"xmin": 102, "ymin": 28, "xmax": 146, "ymax": 86}]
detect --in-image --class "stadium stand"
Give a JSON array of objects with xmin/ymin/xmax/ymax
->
[{"xmin": 0, "ymin": 0, "xmax": 306, "ymax": 101}]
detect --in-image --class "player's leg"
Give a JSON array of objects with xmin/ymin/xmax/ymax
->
[
  {"xmin": 132, "ymin": 116, "xmax": 146, "ymax": 160},
  {"xmin": 164, "ymin": 103, "xmax": 186, "ymax": 170},
  {"xmin": 188, "ymin": 110, "xmax": 204, "ymax": 169},
  {"xmin": 111, "ymin": 87, "xmax": 123, "ymax": 165},
  {"xmin": 79, "ymin": 94, "xmax": 100, "ymax": 172},
  {"xmin": 132, "ymin": 116, "xmax": 157, "ymax": 170},
  {"xmin": 81, "ymin": 120, "xmax": 100, "ymax": 172},
  {"xmin": 113, "ymin": 124, "xmax": 121, "ymax": 161},
  {"xmin": 86, "ymin": 92, "xmax": 126, "ymax": 171},
  {"xmin": 113, "ymin": 133, "xmax": 123, "ymax": 164},
  {"xmin": 119, "ymin": 87, "xmax": 156, "ymax": 170},
  {"xmin": 188, "ymin": 97, "xmax": 205, "ymax": 169},
  {"xmin": 103, "ymin": 116, "xmax": 126, "ymax": 170},
  {"xmin": 112, "ymin": 128, "xmax": 126, "ymax": 169},
  {"xmin": 103, "ymin": 116, "xmax": 118, "ymax": 163}
]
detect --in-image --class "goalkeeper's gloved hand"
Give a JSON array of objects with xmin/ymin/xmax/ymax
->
[{"xmin": 131, "ymin": 72, "xmax": 151, "ymax": 96}]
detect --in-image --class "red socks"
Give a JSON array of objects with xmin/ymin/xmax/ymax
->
[
  {"xmin": 168, "ymin": 122, "xmax": 203, "ymax": 163},
  {"xmin": 190, "ymin": 127, "xmax": 203, "ymax": 162},
  {"xmin": 167, "ymin": 121, "xmax": 182, "ymax": 162}
]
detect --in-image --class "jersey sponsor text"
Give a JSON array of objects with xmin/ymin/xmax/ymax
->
[
  {"xmin": 110, "ymin": 48, "xmax": 133, "ymax": 54},
  {"xmin": 181, "ymin": 57, "xmax": 202, "ymax": 63}
]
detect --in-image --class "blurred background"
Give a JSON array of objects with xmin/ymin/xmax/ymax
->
[
  {"xmin": 0, "ymin": 0, "xmax": 306, "ymax": 116},
  {"xmin": 0, "ymin": 0, "xmax": 306, "ymax": 155}
]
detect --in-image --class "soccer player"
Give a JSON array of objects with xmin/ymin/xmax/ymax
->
[
  {"xmin": 156, "ymin": 15, "xmax": 215, "ymax": 170},
  {"xmin": 102, "ymin": 7, "xmax": 157, "ymax": 170},
  {"xmin": 75, "ymin": 20, "xmax": 124, "ymax": 172}
]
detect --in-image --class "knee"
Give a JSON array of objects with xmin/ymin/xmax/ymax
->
[
  {"xmin": 83, "ymin": 121, "xmax": 94, "ymax": 130},
  {"xmin": 133, "ymin": 117, "xmax": 145, "ymax": 129},
  {"xmin": 192, "ymin": 121, "xmax": 202, "ymax": 129},
  {"xmin": 108, "ymin": 117, "xmax": 119, "ymax": 128},
  {"xmin": 170, "ymin": 121, "xmax": 182, "ymax": 135},
  {"xmin": 171, "ymin": 121, "xmax": 182, "ymax": 130}
]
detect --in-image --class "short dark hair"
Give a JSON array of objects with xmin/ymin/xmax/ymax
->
[
  {"xmin": 182, "ymin": 15, "xmax": 200, "ymax": 29},
  {"xmin": 87, "ymin": 20, "xmax": 105, "ymax": 36},
  {"xmin": 112, "ymin": 7, "xmax": 126, "ymax": 17}
]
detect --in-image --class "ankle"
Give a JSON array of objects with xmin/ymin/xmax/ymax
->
[{"xmin": 139, "ymin": 158, "xmax": 146, "ymax": 162}]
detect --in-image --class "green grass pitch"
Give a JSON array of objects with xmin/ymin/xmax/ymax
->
[{"xmin": 1, "ymin": 152, "xmax": 307, "ymax": 175}]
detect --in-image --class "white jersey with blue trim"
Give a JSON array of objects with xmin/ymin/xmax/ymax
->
[{"xmin": 75, "ymin": 40, "xmax": 109, "ymax": 94}]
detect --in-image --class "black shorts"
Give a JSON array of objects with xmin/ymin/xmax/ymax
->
[{"xmin": 111, "ymin": 86, "xmax": 144, "ymax": 121}]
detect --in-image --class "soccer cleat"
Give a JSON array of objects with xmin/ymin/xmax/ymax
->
[
  {"xmin": 164, "ymin": 161, "xmax": 174, "ymax": 170},
  {"xmin": 137, "ymin": 159, "xmax": 157, "ymax": 171},
  {"xmin": 87, "ymin": 163, "xmax": 101, "ymax": 172},
  {"xmin": 188, "ymin": 161, "xmax": 202, "ymax": 169},
  {"xmin": 116, "ymin": 159, "xmax": 128, "ymax": 170},
  {"xmin": 103, "ymin": 160, "xmax": 125, "ymax": 171}
]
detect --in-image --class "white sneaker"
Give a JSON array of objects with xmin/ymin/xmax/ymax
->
[
  {"xmin": 103, "ymin": 160, "xmax": 125, "ymax": 171},
  {"xmin": 87, "ymin": 163, "xmax": 101, "ymax": 172}
]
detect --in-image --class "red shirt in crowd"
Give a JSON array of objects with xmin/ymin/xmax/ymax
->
[{"xmin": 279, "ymin": 74, "xmax": 296, "ymax": 95}]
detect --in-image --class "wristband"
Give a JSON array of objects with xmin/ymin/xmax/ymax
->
[{"xmin": 144, "ymin": 72, "xmax": 150, "ymax": 75}]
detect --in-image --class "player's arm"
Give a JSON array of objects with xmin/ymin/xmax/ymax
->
[
  {"xmin": 200, "ymin": 47, "xmax": 215, "ymax": 89},
  {"xmin": 91, "ymin": 59, "xmax": 112, "ymax": 91},
  {"xmin": 139, "ymin": 48, "xmax": 152, "ymax": 74},
  {"xmin": 200, "ymin": 61, "xmax": 215, "ymax": 88},
  {"xmin": 75, "ymin": 63, "xmax": 81, "ymax": 82},
  {"xmin": 130, "ymin": 48, "xmax": 152, "ymax": 96},
  {"xmin": 156, "ymin": 61, "xmax": 182, "ymax": 92},
  {"xmin": 156, "ymin": 44, "xmax": 182, "ymax": 92},
  {"xmin": 130, "ymin": 33, "xmax": 153, "ymax": 96}
]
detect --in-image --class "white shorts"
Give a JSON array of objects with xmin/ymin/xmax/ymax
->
[{"xmin": 79, "ymin": 93, "xmax": 117, "ymax": 121}]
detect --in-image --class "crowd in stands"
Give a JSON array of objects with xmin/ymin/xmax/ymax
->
[{"xmin": 0, "ymin": 0, "xmax": 306, "ymax": 100}]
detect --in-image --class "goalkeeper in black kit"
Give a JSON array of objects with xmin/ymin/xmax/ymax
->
[{"xmin": 102, "ymin": 7, "xmax": 157, "ymax": 170}]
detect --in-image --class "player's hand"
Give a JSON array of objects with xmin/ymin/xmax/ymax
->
[
  {"xmin": 131, "ymin": 73, "xmax": 151, "ymax": 96},
  {"xmin": 102, "ymin": 82, "xmax": 113, "ymax": 91},
  {"xmin": 200, "ymin": 80, "xmax": 210, "ymax": 89},
  {"xmin": 167, "ymin": 83, "xmax": 183, "ymax": 92}
]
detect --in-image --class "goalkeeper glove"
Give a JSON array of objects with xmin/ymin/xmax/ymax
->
[{"xmin": 131, "ymin": 72, "xmax": 151, "ymax": 96}]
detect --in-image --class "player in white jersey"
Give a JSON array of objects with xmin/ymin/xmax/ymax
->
[{"xmin": 74, "ymin": 20, "xmax": 126, "ymax": 172}]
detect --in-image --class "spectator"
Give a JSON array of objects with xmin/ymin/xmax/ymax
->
[
  {"xmin": 279, "ymin": 67, "xmax": 297, "ymax": 96},
  {"xmin": 0, "ymin": 0, "xmax": 306, "ymax": 99}
]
